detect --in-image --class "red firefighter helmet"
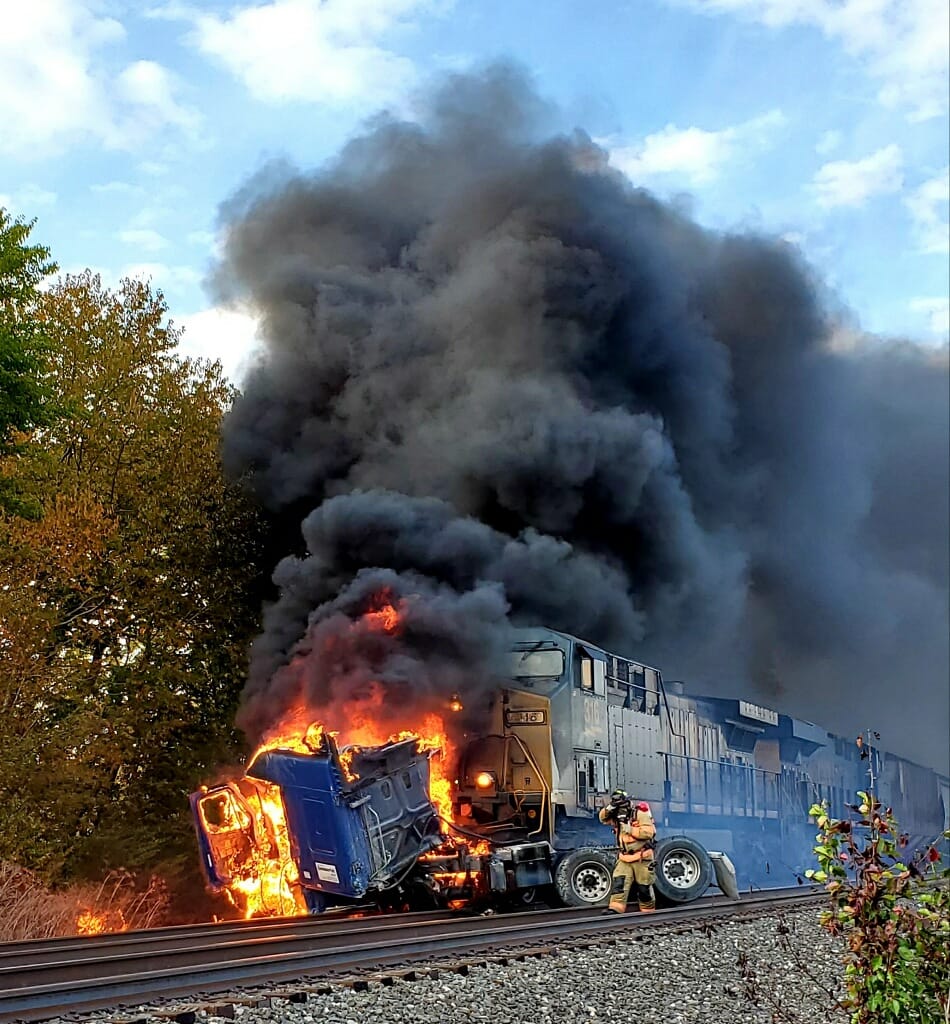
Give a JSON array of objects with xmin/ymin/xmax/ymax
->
[{"xmin": 636, "ymin": 801, "xmax": 651, "ymax": 812}]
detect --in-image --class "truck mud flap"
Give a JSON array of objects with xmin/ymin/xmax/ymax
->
[{"xmin": 708, "ymin": 851, "xmax": 740, "ymax": 900}]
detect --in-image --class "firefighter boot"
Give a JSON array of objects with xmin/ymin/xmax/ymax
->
[
  {"xmin": 633, "ymin": 860, "xmax": 656, "ymax": 912},
  {"xmin": 606, "ymin": 861, "xmax": 634, "ymax": 913}
]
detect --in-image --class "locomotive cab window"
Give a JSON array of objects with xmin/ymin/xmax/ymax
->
[
  {"xmin": 580, "ymin": 656, "xmax": 594, "ymax": 691},
  {"xmin": 578, "ymin": 650, "xmax": 607, "ymax": 696}
]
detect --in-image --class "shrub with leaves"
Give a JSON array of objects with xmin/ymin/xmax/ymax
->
[{"xmin": 807, "ymin": 792, "xmax": 949, "ymax": 1023}]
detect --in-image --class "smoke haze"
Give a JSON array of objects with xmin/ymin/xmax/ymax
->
[{"xmin": 218, "ymin": 65, "xmax": 949, "ymax": 770}]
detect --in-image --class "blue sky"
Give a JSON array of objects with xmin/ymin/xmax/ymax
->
[{"xmin": 3, "ymin": 0, "xmax": 947, "ymax": 384}]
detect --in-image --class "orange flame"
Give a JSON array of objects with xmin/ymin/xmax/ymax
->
[
  {"xmin": 208, "ymin": 599, "xmax": 468, "ymax": 918},
  {"xmin": 197, "ymin": 778, "xmax": 304, "ymax": 919},
  {"xmin": 365, "ymin": 601, "xmax": 400, "ymax": 633},
  {"xmin": 76, "ymin": 911, "xmax": 106, "ymax": 935},
  {"xmin": 213, "ymin": 705, "xmax": 456, "ymax": 919},
  {"xmin": 76, "ymin": 909, "xmax": 127, "ymax": 935}
]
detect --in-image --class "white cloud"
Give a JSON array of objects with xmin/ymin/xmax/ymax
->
[
  {"xmin": 173, "ymin": 0, "xmax": 433, "ymax": 106},
  {"xmin": 117, "ymin": 228, "xmax": 171, "ymax": 252},
  {"xmin": 185, "ymin": 228, "xmax": 227, "ymax": 260},
  {"xmin": 810, "ymin": 144, "xmax": 904, "ymax": 208},
  {"xmin": 177, "ymin": 306, "xmax": 262, "ymax": 385},
  {"xmin": 138, "ymin": 160, "xmax": 172, "ymax": 177},
  {"xmin": 674, "ymin": 0, "xmax": 949, "ymax": 120},
  {"xmin": 121, "ymin": 262, "xmax": 203, "ymax": 292},
  {"xmin": 116, "ymin": 60, "xmax": 200, "ymax": 134},
  {"xmin": 0, "ymin": 1, "xmax": 119, "ymax": 156},
  {"xmin": 815, "ymin": 129, "xmax": 841, "ymax": 155},
  {"xmin": 124, "ymin": 202, "xmax": 176, "ymax": 230},
  {"xmin": 0, "ymin": 2, "xmax": 199, "ymax": 158},
  {"xmin": 0, "ymin": 184, "xmax": 57, "ymax": 214},
  {"xmin": 608, "ymin": 110, "xmax": 785, "ymax": 187},
  {"xmin": 186, "ymin": 229, "xmax": 217, "ymax": 248},
  {"xmin": 91, "ymin": 180, "xmax": 144, "ymax": 196},
  {"xmin": 910, "ymin": 297, "xmax": 950, "ymax": 337},
  {"xmin": 46, "ymin": 263, "xmax": 201, "ymax": 297},
  {"xmin": 904, "ymin": 168, "xmax": 950, "ymax": 254}
]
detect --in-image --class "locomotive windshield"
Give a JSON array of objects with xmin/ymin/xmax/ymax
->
[{"xmin": 509, "ymin": 647, "xmax": 564, "ymax": 678}]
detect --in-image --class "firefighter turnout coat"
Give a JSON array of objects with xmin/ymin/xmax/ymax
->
[{"xmin": 598, "ymin": 802, "xmax": 657, "ymax": 912}]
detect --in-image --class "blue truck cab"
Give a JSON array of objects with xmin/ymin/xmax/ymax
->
[{"xmin": 191, "ymin": 733, "xmax": 443, "ymax": 914}]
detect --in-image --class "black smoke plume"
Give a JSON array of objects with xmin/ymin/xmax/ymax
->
[{"xmin": 217, "ymin": 65, "xmax": 949, "ymax": 769}]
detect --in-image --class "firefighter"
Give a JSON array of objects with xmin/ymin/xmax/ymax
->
[{"xmin": 598, "ymin": 789, "xmax": 657, "ymax": 913}]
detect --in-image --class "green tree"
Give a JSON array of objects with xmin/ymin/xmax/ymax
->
[
  {"xmin": 0, "ymin": 271, "xmax": 264, "ymax": 883},
  {"xmin": 0, "ymin": 209, "xmax": 57, "ymax": 515}
]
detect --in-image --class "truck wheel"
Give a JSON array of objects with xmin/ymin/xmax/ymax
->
[
  {"xmin": 553, "ymin": 849, "xmax": 614, "ymax": 907},
  {"xmin": 653, "ymin": 836, "xmax": 713, "ymax": 904}
]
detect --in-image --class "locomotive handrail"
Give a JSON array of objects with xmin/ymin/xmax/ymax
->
[
  {"xmin": 508, "ymin": 733, "xmax": 552, "ymax": 840},
  {"xmin": 660, "ymin": 750, "xmax": 783, "ymax": 819},
  {"xmin": 604, "ymin": 674, "xmax": 649, "ymax": 710}
]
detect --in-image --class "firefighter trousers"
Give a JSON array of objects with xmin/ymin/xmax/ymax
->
[{"xmin": 608, "ymin": 856, "xmax": 656, "ymax": 912}]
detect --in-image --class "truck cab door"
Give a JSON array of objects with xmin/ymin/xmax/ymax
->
[{"xmin": 190, "ymin": 784, "xmax": 259, "ymax": 889}]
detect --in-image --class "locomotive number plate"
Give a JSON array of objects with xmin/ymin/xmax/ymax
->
[{"xmin": 505, "ymin": 709, "xmax": 547, "ymax": 725}]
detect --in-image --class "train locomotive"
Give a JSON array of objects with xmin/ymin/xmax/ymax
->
[
  {"xmin": 191, "ymin": 627, "xmax": 948, "ymax": 915},
  {"xmin": 467, "ymin": 628, "xmax": 947, "ymax": 895}
]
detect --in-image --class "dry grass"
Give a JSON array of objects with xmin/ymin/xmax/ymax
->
[{"xmin": 0, "ymin": 861, "xmax": 170, "ymax": 941}]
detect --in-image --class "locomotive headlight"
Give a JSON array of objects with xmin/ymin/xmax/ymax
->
[{"xmin": 475, "ymin": 771, "xmax": 495, "ymax": 789}]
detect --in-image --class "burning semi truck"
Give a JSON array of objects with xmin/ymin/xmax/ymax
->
[
  {"xmin": 192, "ymin": 731, "xmax": 448, "ymax": 916},
  {"xmin": 191, "ymin": 628, "xmax": 743, "ymax": 917}
]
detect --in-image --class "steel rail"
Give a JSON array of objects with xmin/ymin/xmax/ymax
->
[
  {"xmin": 0, "ymin": 887, "xmax": 823, "ymax": 1023},
  {"xmin": 0, "ymin": 909, "xmax": 454, "ymax": 968}
]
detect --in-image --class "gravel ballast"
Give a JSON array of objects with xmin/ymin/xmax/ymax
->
[{"xmin": 62, "ymin": 907, "xmax": 846, "ymax": 1024}]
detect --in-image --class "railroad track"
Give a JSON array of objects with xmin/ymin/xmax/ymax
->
[{"xmin": 0, "ymin": 887, "xmax": 823, "ymax": 1023}]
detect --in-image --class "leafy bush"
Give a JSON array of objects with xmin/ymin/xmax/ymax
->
[{"xmin": 807, "ymin": 792, "xmax": 949, "ymax": 1023}]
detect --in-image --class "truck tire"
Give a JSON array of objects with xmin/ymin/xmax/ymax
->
[
  {"xmin": 553, "ymin": 849, "xmax": 614, "ymax": 908},
  {"xmin": 653, "ymin": 835, "xmax": 713, "ymax": 904}
]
